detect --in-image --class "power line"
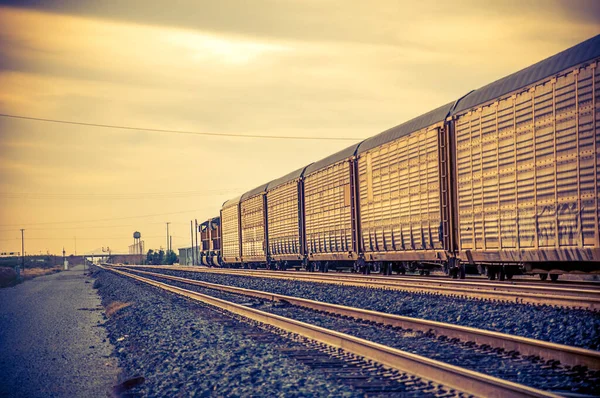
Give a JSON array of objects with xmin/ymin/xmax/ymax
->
[
  {"xmin": 0, "ymin": 208, "xmax": 208, "ymax": 227},
  {"xmin": 0, "ymin": 113, "xmax": 361, "ymax": 141},
  {"xmin": 0, "ymin": 190, "xmax": 240, "ymax": 201},
  {"xmin": 0, "ymin": 235, "xmax": 183, "ymax": 241},
  {"xmin": 0, "ymin": 220, "xmax": 197, "ymax": 233},
  {"xmin": 0, "ymin": 188, "xmax": 241, "ymax": 199}
]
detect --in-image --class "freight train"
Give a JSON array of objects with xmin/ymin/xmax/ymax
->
[{"xmin": 196, "ymin": 35, "xmax": 600, "ymax": 281}]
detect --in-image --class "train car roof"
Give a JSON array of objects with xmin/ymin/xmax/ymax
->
[
  {"xmin": 304, "ymin": 142, "xmax": 363, "ymax": 176},
  {"xmin": 241, "ymin": 182, "xmax": 270, "ymax": 200},
  {"xmin": 200, "ymin": 216, "xmax": 220, "ymax": 225},
  {"xmin": 357, "ymin": 102, "xmax": 455, "ymax": 154},
  {"xmin": 453, "ymin": 34, "xmax": 600, "ymax": 115},
  {"xmin": 266, "ymin": 164, "xmax": 312, "ymax": 191},
  {"xmin": 222, "ymin": 195, "xmax": 242, "ymax": 208}
]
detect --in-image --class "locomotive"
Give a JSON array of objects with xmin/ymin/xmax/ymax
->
[{"xmin": 197, "ymin": 35, "xmax": 600, "ymax": 281}]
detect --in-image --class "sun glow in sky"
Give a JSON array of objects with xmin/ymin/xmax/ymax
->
[{"xmin": 0, "ymin": 0, "xmax": 598, "ymax": 255}]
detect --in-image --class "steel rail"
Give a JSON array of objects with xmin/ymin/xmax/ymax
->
[
  {"xmin": 121, "ymin": 267, "xmax": 600, "ymax": 370},
  {"xmin": 119, "ymin": 265, "xmax": 600, "ymax": 310},
  {"xmin": 121, "ymin": 265, "xmax": 600, "ymax": 294},
  {"xmin": 191, "ymin": 268, "xmax": 600, "ymax": 296},
  {"xmin": 119, "ymin": 264, "xmax": 600, "ymax": 289},
  {"xmin": 100, "ymin": 265, "xmax": 558, "ymax": 398}
]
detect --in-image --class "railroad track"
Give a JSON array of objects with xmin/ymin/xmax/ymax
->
[
  {"xmin": 118, "ymin": 267, "xmax": 600, "ymax": 371},
  {"xmin": 99, "ymin": 264, "xmax": 562, "ymax": 398},
  {"xmin": 119, "ymin": 265, "xmax": 600, "ymax": 310}
]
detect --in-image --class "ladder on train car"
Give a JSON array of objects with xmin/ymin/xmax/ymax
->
[{"xmin": 438, "ymin": 127, "xmax": 451, "ymax": 251}]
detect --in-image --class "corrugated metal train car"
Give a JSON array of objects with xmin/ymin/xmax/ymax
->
[
  {"xmin": 303, "ymin": 144, "xmax": 363, "ymax": 271},
  {"xmin": 216, "ymin": 35, "xmax": 600, "ymax": 280},
  {"xmin": 356, "ymin": 103, "xmax": 456, "ymax": 275},
  {"xmin": 266, "ymin": 166, "xmax": 310, "ymax": 269},
  {"xmin": 448, "ymin": 34, "xmax": 600, "ymax": 279},
  {"xmin": 220, "ymin": 196, "xmax": 242, "ymax": 265},
  {"xmin": 240, "ymin": 184, "xmax": 269, "ymax": 266}
]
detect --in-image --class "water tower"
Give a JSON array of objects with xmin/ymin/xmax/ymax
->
[{"xmin": 133, "ymin": 231, "xmax": 142, "ymax": 255}]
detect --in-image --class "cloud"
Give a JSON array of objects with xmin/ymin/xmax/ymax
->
[
  {"xmin": 1, "ymin": 0, "xmax": 598, "ymax": 46},
  {"xmin": 0, "ymin": 2, "xmax": 598, "ymax": 254}
]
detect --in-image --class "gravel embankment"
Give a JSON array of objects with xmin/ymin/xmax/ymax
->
[
  {"xmin": 134, "ymin": 268, "xmax": 600, "ymax": 351},
  {"xmin": 96, "ymin": 267, "xmax": 468, "ymax": 397},
  {"xmin": 132, "ymin": 271, "xmax": 600, "ymax": 396},
  {"xmin": 92, "ymin": 266, "xmax": 360, "ymax": 397}
]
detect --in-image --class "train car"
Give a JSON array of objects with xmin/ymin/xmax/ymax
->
[
  {"xmin": 303, "ymin": 143, "xmax": 363, "ymax": 271},
  {"xmin": 240, "ymin": 183, "xmax": 270, "ymax": 267},
  {"xmin": 355, "ymin": 103, "xmax": 456, "ymax": 275},
  {"xmin": 448, "ymin": 35, "xmax": 600, "ymax": 280},
  {"xmin": 199, "ymin": 219, "xmax": 210, "ymax": 265},
  {"xmin": 209, "ymin": 217, "xmax": 221, "ymax": 266},
  {"xmin": 220, "ymin": 196, "xmax": 242, "ymax": 266},
  {"xmin": 199, "ymin": 217, "xmax": 221, "ymax": 266},
  {"xmin": 265, "ymin": 166, "xmax": 311, "ymax": 270},
  {"xmin": 216, "ymin": 35, "xmax": 600, "ymax": 280}
]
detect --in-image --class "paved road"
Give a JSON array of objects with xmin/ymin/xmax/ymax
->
[{"xmin": 0, "ymin": 265, "xmax": 119, "ymax": 397}]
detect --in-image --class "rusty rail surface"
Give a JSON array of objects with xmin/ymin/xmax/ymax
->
[
  {"xmin": 100, "ymin": 264, "xmax": 559, "ymax": 398},
  {"xmin": 120, "ymin": 267, "xmax": 600, "ymax": 370},
  {"xmin": 119, "ymin": 265, "xmax": 600, "ymax": 310}
]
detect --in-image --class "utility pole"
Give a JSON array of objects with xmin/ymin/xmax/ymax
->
[
  {"xmin": 190, "ymin": 220, "xmax": 195, "ymax": 266},
  {"xmin": 20, "ymin": 229, "xmax": 24, "ymax": 278},
  {"xmin": 166, "ymin": 222, "xmax": 171, "ymax": 253},
  {"xmin": 194, "ymin": 219, "xmax": 199, "ymax": 266}
]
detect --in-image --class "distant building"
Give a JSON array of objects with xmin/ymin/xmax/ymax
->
[{"xmin": 178, "ymin": 246, "xmax": 196, "ymax": 266}]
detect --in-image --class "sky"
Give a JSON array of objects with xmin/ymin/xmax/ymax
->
[{"xmin": 0, "ymin": 0, "xmax": 598, "ymax": 256}]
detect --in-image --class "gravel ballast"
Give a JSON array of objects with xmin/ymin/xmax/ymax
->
[
  {"xmin": 92, "ymin": 266, "xmax": 361, "ymax": 397},
  {"xmin": 130, "ymin": 270, "xmax": 600, "ymax": 396},
  {"xmin": 95, "ymin": 266, "xmax": 468, "ymax": 397},
  {"xmin": 133, "ymin": 268, "xmax": 600, "ymax": 351}
]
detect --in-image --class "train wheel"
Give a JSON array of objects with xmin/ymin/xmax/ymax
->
[
  {"xmin": 488, "ymin": 270, "xmax": 496, "ymax": 280},
  {"xmin": 499, "ymin": 266, "xmax": 506, "ymax": 281},
  {"xmin": 550, "ymin": 274, "xmax": 559, "ymax": 282},
  {"xmin": 459, "ymin": 264, "xmax": 466, "ymax": 279},
  {"xmin": 539, "ymin": 273, "xmax": 548, "ymax": 281}
]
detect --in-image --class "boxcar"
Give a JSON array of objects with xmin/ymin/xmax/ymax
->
[
  {"xmin": 199, "ymin": 219, "xmax": 210, "ymax": 265},
  {"xmin": 266, "ymin": 166, "xmax": 310, "ymax": 269},
  {"xmin": 355, "ymin": 103, "xmax": 455, "ymax": 274},
  {"xmin": 240, "ymin": 183, "xmax": 269, "ymax": 266},
  {"xmin": 220, "ymin": 196, "xmax": 242, "ymax": 265},
  {"xmin": 216, "ymin": 35, "xmax": 600, "ymax": 279},
  {"xmin": 199, "ymin": 217, "xmax": 221, "ymax": 266},
  {"xmin": 448, "ymin": 36, "xmax": 600, "ymax": 278},
  {"xmin": 209, "ymin": 217, "xmax": 221, "ymax": 266},
  {"xmin": 303, "ymin": 143, "xmax": 363, "ymax": 269}
]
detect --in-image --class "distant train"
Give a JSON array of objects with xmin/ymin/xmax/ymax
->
[{"xmin": 196, "ymin": 35, "xmax": 600, "ymax": 281}]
